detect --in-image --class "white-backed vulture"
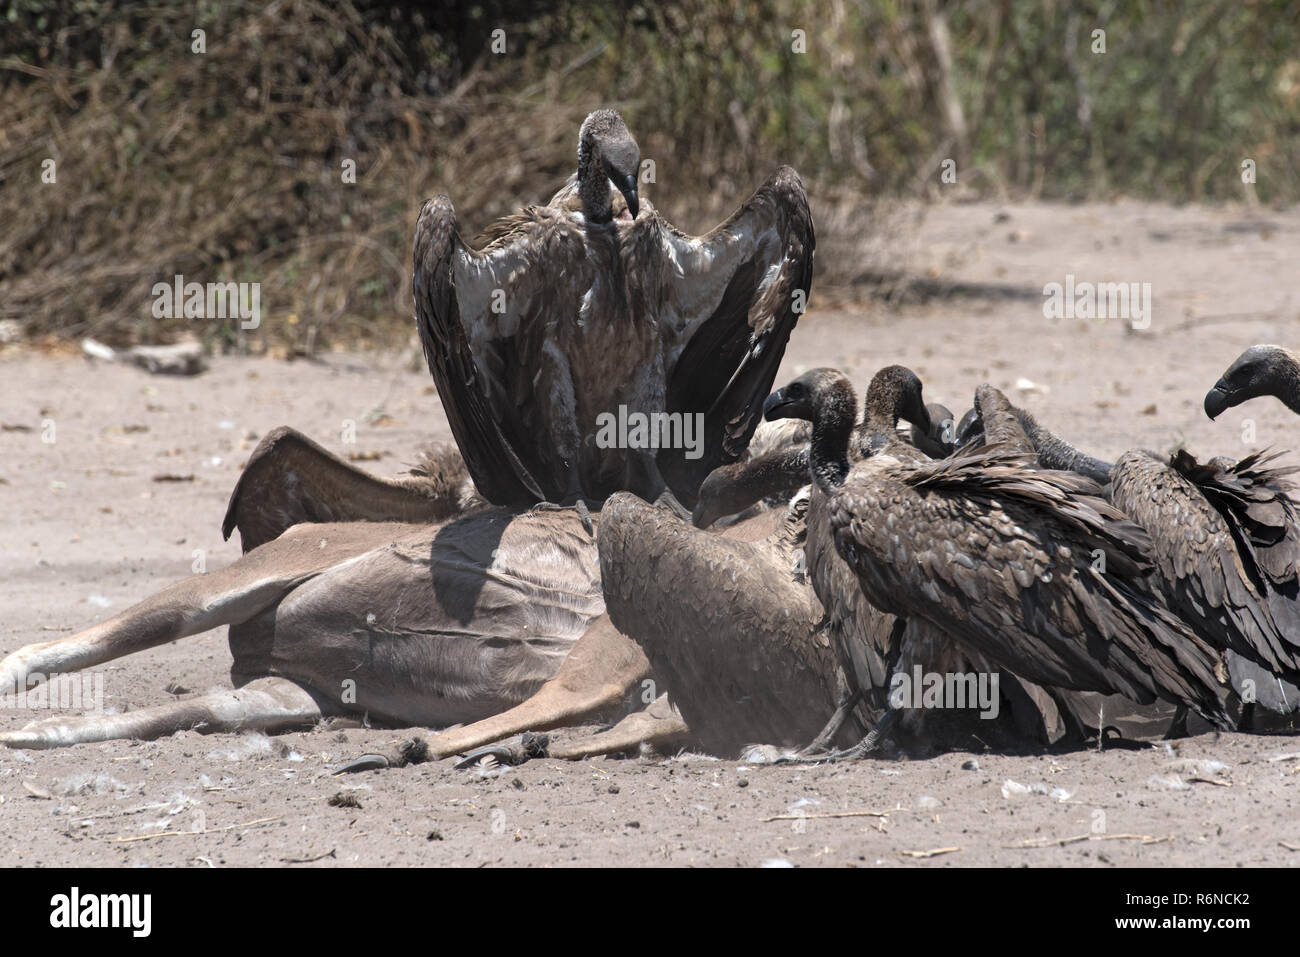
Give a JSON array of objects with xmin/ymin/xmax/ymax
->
[
  {"xmin": 598, "ymin": 491, "xmax": 858, "ymax": 755},
  {"xmin": 800, "ymin": 375, "xmax": 1099, "ymax": 752},
  {"xmin": 1205, "ymin": 345, "xmax": 1300, "ymax": 419},
  {"xmin": 761, "ymin": 368, "xmax": 1235, "ymax": 757},
  {"xmin": 1006, "ymin": 404, "xmax": 1300, "ymax": 718},
  {"xmin": 691, "ymin": 364, "xmax": 935, "ymax": 529},
  {"xmin": 598, "ymin": 490, "xmax": 1079, "ymax": 758},
  {"xmin": 413, "ymin": 108, "xmax": 816, "ymax": 508}
]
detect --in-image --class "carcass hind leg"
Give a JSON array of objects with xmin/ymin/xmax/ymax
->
[
  {"xmin": 333, "ymin": 616, "xmax": 661, "ymax": 772},
  {"xmin": 0, "ymin": 677, "xmax": 326, "ymax": 750},
  {"xmin": 450, "ymin": 694, "xmax": 692, "ymax": 768},
  {"xmin": 223, "ymin": 426, "xmax": 469, "ymax": 551},
  {"xmin": 0, "ymin": 523, "xmax": 389, "ymax": 697},
  {"xmin": 429, "ymin": 615, "xmax": 651, "ymax": 758}
]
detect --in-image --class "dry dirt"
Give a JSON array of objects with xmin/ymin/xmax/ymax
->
[{"xmin": 2, "ymin": 200, "xmax": 1300, "ymax": 868}]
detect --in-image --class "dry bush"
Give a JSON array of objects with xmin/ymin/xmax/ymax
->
[
  {"xmin": 0, "ymin": 0, "xmax": 592, "ymax": 350},
  {"xmin": 1, "ymin": 0, "xmax": 1296, "ymax": 349}
]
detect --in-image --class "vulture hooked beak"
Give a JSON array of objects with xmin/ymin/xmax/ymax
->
[
  {"xmin": 615, "ymin": 172, "xmax": 640, "ymax": 220},
  {"xmin": 1203, "ymin": 381, "xmax": 1232, "ymax": 420},
  {"xmin": 763, "ymin": 386, "xmax": 807, "ymax": 421},
  {"xmin": 955, "ymin": 406, "xmax": 982, "ymax": 443}
]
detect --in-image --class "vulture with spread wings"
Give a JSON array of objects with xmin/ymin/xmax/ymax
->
[{"xmin": 413, "ymin": 109, "xmax": 815, "ymax": 508}]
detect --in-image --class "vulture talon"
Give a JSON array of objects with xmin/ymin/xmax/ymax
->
[
  {"xmin": 576, "ymin": 499, "xmax": 594, "ymax": 536},
  {"xmin": 774, "ymin": 710, "xmax": 902, "ymax": 764},
  {"xmin": 331, "ymin": 738, "xmax": 429, "ymax": 775},
  {"xmin": 331, "ymin": 753, "xmax": 392, "ymax": 775},
  {"xmin": 453, "ymin": 732, "xmax": 550, "ymax": 769}
]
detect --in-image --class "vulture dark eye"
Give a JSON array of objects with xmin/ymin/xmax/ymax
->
[{"xmin": 1232, "ymin": 363, "xmax": 1258, "ymax": 382}]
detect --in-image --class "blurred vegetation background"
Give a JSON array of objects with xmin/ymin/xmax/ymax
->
[{"xmin": 1, "ymin": 0, "xmax": 1297, "ymax": 351}]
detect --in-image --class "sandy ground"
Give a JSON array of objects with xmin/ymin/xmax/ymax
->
[{"xmin": 2, "ymin": 200, "xmax": 1300, "ymax": 868}]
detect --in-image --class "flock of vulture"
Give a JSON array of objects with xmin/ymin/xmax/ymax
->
[
  {"xmin": 408, "ymin": 109, "xmax": 1300, "ymax": 760},
  {"xmin": 5, "ymin": 109, "xmax": 1300, "ymax": 765}
]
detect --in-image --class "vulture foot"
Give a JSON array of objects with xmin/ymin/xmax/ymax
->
[
  {"xmin": 1162, "ymin": 707, "xmax": 1190, "ymax": 741},
  {"xmin": 653, "ymin": 489, "xmax": 693, "ymax": 523},
  {"xmin": 453, "ymin": 731, "xmax": 551, "ymax": 769},
  {"xmin": 775, "ymin": 708, "xmax": 902, "ymax": 764},
  {"xmin": 332, "ymin": 738, "xmax": 430, "ymax": 775},
  {"xmin": 797, "ymin": 686, "xmax": 862, "ymax": 756}
]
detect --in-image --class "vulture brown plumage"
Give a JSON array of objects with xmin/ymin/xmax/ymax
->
[
  {"xmin": 413, "ymin": 109, "xmax": 815, "ymax": 509},
  {"xmin": 761, "ymin": 368, "xmax": 1235, "ymax": 756},
  {"xmin": 598, "ymin": 491, "xmax": 863, "ymax": 756},
  {"xmin": 1008, "ymin": 404, "xmax": 1300, "ymax": 717}
]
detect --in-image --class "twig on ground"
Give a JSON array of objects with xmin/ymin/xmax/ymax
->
[
  {"xmin": 761, "ymin": 809, "xmax": 891, "ymax": 823},
  {"xmin": 109, "ymin": 816, "xmax": 281, "ymax": 843}
]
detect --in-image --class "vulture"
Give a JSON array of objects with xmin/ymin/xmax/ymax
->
[
  {"xmin": 1205, "ymin": 344, "xmax": 1300, "ymax": 419},
  {"xmin": 798, "ymin": 373, "xmax": 1110, "ymax": 752},
  {"xmin": 598, "ymin": 490, "xmax": 860, "ymax": 756},
  {"xmin": 600, "ymin": 488, "xmax": 1080, "ymax": 758},
  {"xmin": 761, "ymin": 368, "xmax": 1234, "ymax": 756},
  {"xmin": 911, "ymin": 402, "xmax": 958, "ymax": 459},
  {"xmin": 673, "ymin": 369, "xmax": 1101, "ymax": 756},
  {"xmin": 854, "ymin": 364, "xmax": 934, "ymax": 460},
  {"xmin": 413, "ymin": 108, "xmax": 815, "ymax": 509},
  {"xmin": 691, "ymin": 364, "xmax": 937, "ymax": 529},
  {"xmin": 1004, "ymin": 404, "xmax": 1300, "ymax": 719}
]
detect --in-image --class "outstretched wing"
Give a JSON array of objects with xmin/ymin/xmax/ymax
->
[
  {"xmin": 413, "ymin": 197, "xmax": 588, "ymax": 506},
  {"xmin": 651, "ymin": 166, "xmax": 815, "ymax": 505}
]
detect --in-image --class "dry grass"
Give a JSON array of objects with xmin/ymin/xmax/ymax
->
[
  {"xmin": 2, "ymin": 0, "xmax": 1296, "ymax": 350},
  {"xmin": 0, "ymin": 0, "xmax": 860, "ymax": 351},
  {"xmin": 0, "ymin": 1, "xmax": 600, "ymax": 351}
]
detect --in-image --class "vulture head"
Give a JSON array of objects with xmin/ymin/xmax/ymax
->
[
  {"xmin": 954, "ymin": 405, "xmax": 981, "ymax": 444},
  {"xmin": 762, "ymin": 368, "xmax": 854, "ymax": 491},
  {"xmin": 911, "ymin": 402, "xmax": 957, "ymax": 458},
  {"xmin": 763, "ymin": 368, "xmax": 855, "ymax": 427},
  {"xmin": 577, "ymin": 109, "xmax": 641, "ymax": 223},
  {"xmin": 1205, "ymin": 344, "xmax": 1300, "ymax": 418},
  {"xmin": 863, "ymin": 365, "xmax": 932, "ymax": 438}
]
